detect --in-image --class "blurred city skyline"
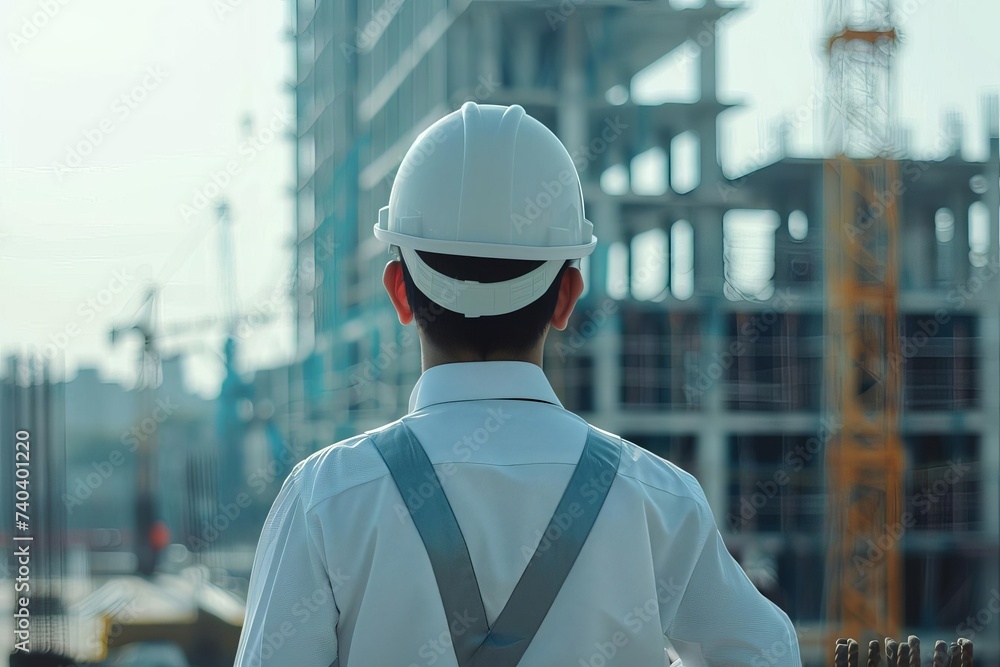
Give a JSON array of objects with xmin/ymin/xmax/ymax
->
[{"xmin": 2, "ymin": 0, "xmax": 1000, "ymax": 398}]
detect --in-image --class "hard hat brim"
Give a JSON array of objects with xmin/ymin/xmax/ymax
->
[{"xmin": 373, "ymin": 223, "xmax": 597, "ymax": 261}]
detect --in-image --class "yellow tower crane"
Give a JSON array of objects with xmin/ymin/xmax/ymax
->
[{"xmin": 822, "ymin": 0, "xmax": 904, "ymax": 644}]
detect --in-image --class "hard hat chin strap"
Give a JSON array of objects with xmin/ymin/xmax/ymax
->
[{"xmin": 397, "ymin": 245, "xmax": 566, "ymax": 318}]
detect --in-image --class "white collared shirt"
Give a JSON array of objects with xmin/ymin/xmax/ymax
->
[{"xmin": 235, "ymin": 361, "xmax": 801, "ymax": 666}]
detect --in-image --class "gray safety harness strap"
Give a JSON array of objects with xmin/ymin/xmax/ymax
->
[
  {"xmin": 370, "ymin": 422, "xmax": 490, "ymax": 664},
  {"xmin": 369, "ymin": 420, "xmax": 621, "ymax": 667}
]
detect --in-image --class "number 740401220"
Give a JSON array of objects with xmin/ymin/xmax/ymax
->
[{"xmin": 14, "ymin": 431, "xmax": 30, "ymax": 531}]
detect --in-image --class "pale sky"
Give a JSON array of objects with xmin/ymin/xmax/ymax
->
[{"xmin": 1, "ymin": 0, "xmax": 998, "ymax": 398}]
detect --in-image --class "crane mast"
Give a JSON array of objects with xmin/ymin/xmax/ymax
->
[{"xmin": 822, "ymin": 0, "xmax": 904, "ymax": 643}]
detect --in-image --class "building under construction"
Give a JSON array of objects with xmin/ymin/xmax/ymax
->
[{"xmin": 291, "ymin": 0, "xmax": 1000, "ymax": 664}]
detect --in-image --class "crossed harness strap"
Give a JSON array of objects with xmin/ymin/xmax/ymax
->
[{"xmin": 367, "ymin": 419, "xmax": 622, "ymax": 667}]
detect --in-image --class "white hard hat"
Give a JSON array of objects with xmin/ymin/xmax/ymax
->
[{"xmin": 374, "ymin": 102, "xmax": 597, "ymax": 318}]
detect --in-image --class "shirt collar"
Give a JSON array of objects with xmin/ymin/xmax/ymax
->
[{"xmin": 407, "ymin": 361, "xmax": 564, "ymax": 413}]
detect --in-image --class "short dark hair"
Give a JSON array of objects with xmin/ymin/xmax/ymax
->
[{"xmin": 400, "ymin": 250, "xmax": 570, "ymax": 358}]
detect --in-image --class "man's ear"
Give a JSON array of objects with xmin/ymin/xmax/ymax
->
[
  {"xmin": 383, "ymin": 261, "xmax": 414, "ymax": 325},
  {"xmin": 550, "ymin": 265, "xmax": 585, "ymax": 331}
]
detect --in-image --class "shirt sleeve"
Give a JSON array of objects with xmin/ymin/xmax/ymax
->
[
  {"xmin": 665, "ymin": 498, "xmax": 801, "ymax": 667},
  {"xmin": 235, "ymin": 465, "xmax": 339, "ymax": 666}
]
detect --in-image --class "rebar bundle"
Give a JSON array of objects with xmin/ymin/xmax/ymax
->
[{"xmin": 834, "ymin": 636, "xmax": 972, "ymax": 666}]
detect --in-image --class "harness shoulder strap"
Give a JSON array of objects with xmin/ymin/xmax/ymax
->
[
  {"xmin": 369, "ymin": 420, "xmax": 622, "ymax": 667},
  {"xmin": 368, "ymin": 421, "xmax": 490, "ymax": 664},
  {"xmin": 470, "ymin": 425, "xmax": 621, "ymax": 667}
]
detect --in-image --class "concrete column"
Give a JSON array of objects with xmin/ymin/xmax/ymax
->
[
  {"xmin": 557, "ymin": 13, "xmax": 587, "ymax": 152},
  {"xmin": 696, "ymin": 120, "xmax": 719, "ymax": 190},
  {"xmin": 473, "ymin": 6, "xmax": 501, "ymax": 90},
  {"xmin": 694, "ymin": 207, "xmax": 727, "ymax": 521},
  {"xmin": 590, "ymin": 197, "xmax": 622, "ymax": 422},
  {"xmin": 510, "ymin": 25, "xmax": 539, "ymax": 89},
  {"xmin": 987, "ymin": 136, "xmax": 1000, "ymax": 274},
  {"xmin": 698, "ymin": 15, "xmax": 717, "ymax": 102},
  {"xmin": 697, "ymin": 349, "xmax": 727, "ymax": 524},
  {"xmin": 977, "ymin": 301, "xmax": 1000, "ymax": 618},
  {"xmin": 695, "ymin": 206, "xmax": 725, "ymax": 296},
  {"xmin": 447, "ymin": 13, "xmax": 471, "ymax": 101},
  {"xmin": 974, "ymin": 98, "xmax": 1000, "ymax": 633},
  {"xmin": 774, "ymin": 210, "xmax": 793, "ymax": 290},
  {"xmin": 951, "ymin": 194, "xmax": 969, "ymax": 287},
  {"xmin": 901, "ymin": 212, "xmax": 932, "ymax": 290},
  {"xmin": 696, "ymin": 13, "xmax": 721, "ymax": 187}
]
